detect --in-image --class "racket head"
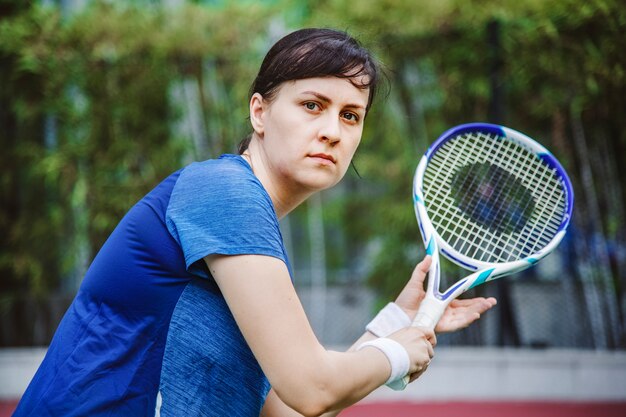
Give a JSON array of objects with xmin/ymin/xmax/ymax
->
[{"xmin": 413, "ymin": 123, "xmax": 574, "ymax": 277}]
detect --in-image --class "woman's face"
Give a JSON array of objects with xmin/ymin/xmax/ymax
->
[{"xmin": 251, "ymin": 76, "xmax": 369, "ymax": 193}]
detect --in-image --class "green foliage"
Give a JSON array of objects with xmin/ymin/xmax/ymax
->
[
  {"xmin": 0, "ymin": 1, "xmax": 275, "ymax": 297},
  {"xmin": 305, "ymin": 0, "xmax": 626, "ymax": 303},
  {"xmin": 1, "ymin": 0, "xmax": 625, "ymax": 316}
]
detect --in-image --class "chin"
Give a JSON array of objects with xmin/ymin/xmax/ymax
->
[{"xmin": 300, "ymin": 175, "xmax": 340, "ymax": 192}]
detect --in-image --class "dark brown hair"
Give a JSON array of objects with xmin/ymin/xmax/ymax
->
[{"xmin": 238, "ymin": 28, "xmax": 382, "ymax": 154}]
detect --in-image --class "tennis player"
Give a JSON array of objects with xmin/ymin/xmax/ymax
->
[{"xmin": 14, "ymin": 28, "xmax": 496, "ymax": 417}]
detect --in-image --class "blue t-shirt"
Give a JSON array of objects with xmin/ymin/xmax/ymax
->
[{"xmin": 14, "ymin": 154, "xmax": 290, "ymax": 417}]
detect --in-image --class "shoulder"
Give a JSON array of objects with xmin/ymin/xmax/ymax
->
[
  {"xmin": 170, "ymin": 154, "xmax": 269, "ymax": 206},
  {"xmin": 164, "ymin": 155, "xmax": 285, "ymax": 277},
  {"xmin": 178, "ymin": 154, "xmax": 258, "ymax": 189},
  {"xmin": 166, "ymin": 154, "xmax": 277, "ymax": 230}
]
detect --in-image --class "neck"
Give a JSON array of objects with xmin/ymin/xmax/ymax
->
[{"xmin": 241, "ymin": 139, "xmax": 315, "ymax": 219}]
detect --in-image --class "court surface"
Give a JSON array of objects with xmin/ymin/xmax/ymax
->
[
  {"xmin": 342, "ymin": 401, "xmax": 626, "ymax": 417},
  {"xmin": 3, "ymin": 400, "xmax": 626, "ymax": 416}
]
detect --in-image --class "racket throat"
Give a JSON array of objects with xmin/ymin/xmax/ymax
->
[{"xmin": 412, "ymin": 297, "xmax": 447, "ymax": 330}]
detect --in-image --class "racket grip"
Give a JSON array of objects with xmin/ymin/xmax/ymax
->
[
  {"xmin": 387, "ymin": 375, "xmax": 410, "ymax": 391},
  {"xmin": 412, "ymin": 297, "xmax": 443, "ymax": 329},
  {"xmin": 386, "ymin": 299, "xmax": 443, "ymax": 391},
  {"xmin": 413, "ymin": 311, "xmax": 438, "ymax": 329}
]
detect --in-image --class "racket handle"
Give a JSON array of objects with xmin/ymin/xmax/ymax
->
[
  {"xmin": 413, "ymin": 311, "xmax": 438, "ymax": 329},
  {"xmin": 412, "ymin": 297, "xmax": 443, "ymax": 329},
  {"xmin": 387, "ymin": 375, "xmax": 410, "ymax": 391},
  {"xmin": 385, "ymin": 312, "xmax": 436, "ymax": 391},
  {"xmin": 386, "ymin": 298, "xmax": 442, "ymax": 391}
]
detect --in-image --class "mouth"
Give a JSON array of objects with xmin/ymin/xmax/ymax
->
[{"xmin": 309, "ymin": 153, "xmax": 336, "ymax": 164}]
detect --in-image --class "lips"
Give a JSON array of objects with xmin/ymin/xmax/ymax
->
[{"xmin": 309, "ymin": 153, "xmax": 336, "ymax": 164}]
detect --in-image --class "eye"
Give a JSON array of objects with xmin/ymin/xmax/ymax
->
[
  {"xmin": 304, "ymin": 102, "xmax": 320, "ymax": 111},
  {"xmin": 342, "ymin": 112, "xmax": 360, "ymax": 123}
]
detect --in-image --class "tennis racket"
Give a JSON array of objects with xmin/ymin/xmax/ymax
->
[{"xmin": 388, "ymin": 122, "xmax": 574, "ymax": 390}]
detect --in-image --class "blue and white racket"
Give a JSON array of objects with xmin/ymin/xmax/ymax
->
[{"xmin": 389, "ymin": 123, "xmax": 574, "ymax": 390}]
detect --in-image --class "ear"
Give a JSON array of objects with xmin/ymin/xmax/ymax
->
[{"xmin": 249, "ymin": 93, "xmax": 266, "ymax": 137}]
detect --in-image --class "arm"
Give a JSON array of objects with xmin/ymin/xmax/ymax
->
[
  {"xmin": 260, "ymin": 330, "xmax": 384, "ymax": 417},
  {"xmin": 206, "ymin": 254, "xmax": 434, "ymax": 417},
  {"xmin": 260, "ymin": 256, "xmax": 497, "ymax": 417}
]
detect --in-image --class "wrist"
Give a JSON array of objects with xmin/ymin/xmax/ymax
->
[
  {"xmin": 357, "ymin": 338, "xmax": 410, "ymax": 385},
  {"xmin": 366, "ymin": 302, "xmax": 411, "ymax": 337}
]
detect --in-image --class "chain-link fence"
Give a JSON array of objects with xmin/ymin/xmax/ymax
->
[
  {"xmin": 2, "ymin": 227, "xmax": 624, "ymax": 350},
  {"xmin": 295, "ymin": 239, "xmax": 625, "ymax": 350}
]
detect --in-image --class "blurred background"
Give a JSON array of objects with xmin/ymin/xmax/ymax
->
[{"xmin": 1, "ymin": 0, "xmax": 625, "ymax": 414}]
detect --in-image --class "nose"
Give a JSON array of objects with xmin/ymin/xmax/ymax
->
[{"xmin": 319, "ymin": 115, "xmax": 341, "ymax": 145}]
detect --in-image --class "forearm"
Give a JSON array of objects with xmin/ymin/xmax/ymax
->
[
  {"xmin": 321, "ymin": 332, "xmax": 381, "ymax": 415},
  {"xmin": 269, "ymin": 345, "xmax": 389, "ymax": 415},
  {"xmin": 262, "ymin": 389, "xmax": 343, "ymax": 417},
  {"xmin": 209, "ymin": 255, "xmax": 394, "ymax": 415},
  {"xmin": 261, "ymin": 331, "xmax": 380, "ymax": 417}
]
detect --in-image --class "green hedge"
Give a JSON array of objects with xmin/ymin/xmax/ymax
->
[{"xmin": 1, "ymin": 0, "xmax": 624, "ymax": 317}]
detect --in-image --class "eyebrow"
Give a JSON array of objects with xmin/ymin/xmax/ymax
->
[{"xmin": 300, "ymin": 91, "xmax": 366, "ymax": 110}]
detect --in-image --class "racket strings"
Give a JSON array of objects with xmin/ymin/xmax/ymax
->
[
  {"xmin": 478, "ymin": 139, "xmax": 558, "ymax": 250},
  {"xmin": 450, "ymin": 136, "xmax": 527, "ymax": 260},
  {"xmin": 428, "ymin": 134, "xmax": 564, "ymax": 262},
  {"xmin": 423, "ymin": 131, "xmax": 567, "ymax": 263},
  {"xmin": 489, "ymin": 142, "xmax": 562, "ymax": 258},
  {"xmin": 428, "ymin": 141, "xmax": 544, "ymax": 257},
  {"xmin": 456, "ymin": 142, "xmax": 533, "ymax": 234},
  {"xmin": 445, "ymin": 135, "xmax": 508, "ymax": 257}
]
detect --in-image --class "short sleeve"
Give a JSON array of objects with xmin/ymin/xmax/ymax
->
[{"xmin": 165, "ymin": 155, "xmax": 287, "ymax": 278}]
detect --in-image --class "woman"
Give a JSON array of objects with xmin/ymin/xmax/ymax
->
[{"xmin": 14, "ymin": 28, "xmax": 496, "ymax": 417}]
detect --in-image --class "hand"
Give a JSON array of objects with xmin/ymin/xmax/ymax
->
[
  {"xmin": 435, "ymin": 297, "xmax": 497, "ymax": 333},
  {"xmin": 387, "ymin": 326, "xmax": 436, "ymax": 380},
  {"xmin": 394, "ymin": 256, "xmax": 498, "ymax": 333}
]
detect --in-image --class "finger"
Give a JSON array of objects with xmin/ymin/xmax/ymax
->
[
  {"xmin": 409, "ymin": 369, "xmax": 424, "ymax": 383},
  {"xmin": 415, "ymin": 255, "xmax": 432, "ymax": 278},
  {"xmin": 450, "ymin": 297, "xmax": 497, "ymax": 308},
  {"xmin": 394, "ymin": 256, "xmax": 432, "ymax": 313},
  {"xmin": 421, "ymin": 327, "xmax": 436, "ymax": 341},
  {"xmin": 485, "ymin": 297, "xmax": 498, "ymax": 307},
  {"xmin": 426, "ymin": 340, "xmax": 434, "ymax": 359},
  {"xmin": 408, "ymin": 360, "xmax": 431, "ymax": 383},
  {"xmin": 418, "ymin": 327, "xmax": 437, "ymax": 348},
  {"xmin": 450, "ymin": 298, "xmax": 497, "ymax": 315},
  {"xmin": 408, "ymin": 256, "xmax": 432, "ymax": 286},
  {"xmin": 430, "ymin": 332, "xmax": 437, "ymax": 348},
  {"xmin": 469, "ymin": 297, "xmax": 498, "ymax": 313},
  {"xmin": 448, "ymin": 299, "xmax": 477, "ymax": 307}
]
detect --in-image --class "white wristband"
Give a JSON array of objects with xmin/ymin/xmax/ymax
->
[
  {"xmin": 366, "ymin": 302, "xmax": 411, "ymax": 337},
  {"xmin": 357, "ymin": 338, "xmax": 410, "ymax": 385}
]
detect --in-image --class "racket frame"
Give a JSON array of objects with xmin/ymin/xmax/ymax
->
[{"xmin": 387, "ymin": 123, "xmax": 573, "ymax": 390}]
